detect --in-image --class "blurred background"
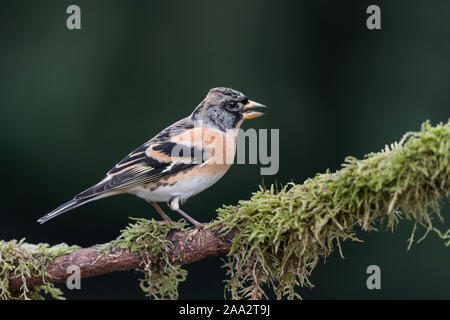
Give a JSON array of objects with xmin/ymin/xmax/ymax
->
[{"xmin": 0, "ymin": 0, "xmax": 449, "ymax": 299}]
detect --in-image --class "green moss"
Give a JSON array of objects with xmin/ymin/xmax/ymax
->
[
  {"xmin": 215, "ymin": 120, "xmax": 450, "ymax": 299},
  {"xmin": 0, "ymin": 239, "xmax": 80, "ymax": 300},
  {"xmin": 98, "ymin": 218, "xmax": 188, "ymax": 300}
]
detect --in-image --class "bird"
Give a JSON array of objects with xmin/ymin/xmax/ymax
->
[{"xmin": 37, "ymin": 87, "xmax": 266, "ymax": 227}]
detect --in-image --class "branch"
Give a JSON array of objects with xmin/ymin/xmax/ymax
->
[
  {"xmin": 2, "ymin": 120, "xmax": 449, "ymax": 300},
  {"xmin": 8, "ymin": 226, "xmax": 235, "ymax": 293}
]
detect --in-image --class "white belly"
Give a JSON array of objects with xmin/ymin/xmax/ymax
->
[{"xmin": 129, "ymin": 172, "xmax": 226, "ymax": 204}]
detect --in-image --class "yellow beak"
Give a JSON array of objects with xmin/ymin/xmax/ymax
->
[{"xmin": 242, "ymin": 100, "xmax": 266, "ymax": 119}]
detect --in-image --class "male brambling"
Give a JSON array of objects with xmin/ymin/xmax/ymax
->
[{"xmin": 38, "ymin": 87, "xmax": 265, "ymax": 227}]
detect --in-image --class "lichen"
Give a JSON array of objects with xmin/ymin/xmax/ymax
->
[
  {"xmin": 215, "ymin": 120, "xmax": 450, "ymax": 299},
  {"xmin": 0, "ymin": 239, "xmax": 80, "ymax": 300},
  {"xmin": 97, "ymin": 218, "xmax": 188, "ymax": 300}
]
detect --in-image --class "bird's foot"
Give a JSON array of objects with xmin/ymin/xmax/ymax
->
[{"xmin": 185, "ymin": 223, "xmax": 208, "ymax": 243}]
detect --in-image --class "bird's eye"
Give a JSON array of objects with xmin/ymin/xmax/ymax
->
[{"xmin": 227, "ymin": 102, "xmax": 238, "ymax": 111}]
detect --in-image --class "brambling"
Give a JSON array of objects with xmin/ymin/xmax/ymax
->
[{"xmin": 38, "ymin": 87, "xmax": 265, "ymax": 227}]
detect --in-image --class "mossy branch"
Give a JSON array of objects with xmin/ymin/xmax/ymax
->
[
  {"xmin": 5, "ymin": 224, "xmax": 234, "ymax": 299},
  {"xmin": 1, "ymin": 120, "xmax": 449, "ymax": 300}
]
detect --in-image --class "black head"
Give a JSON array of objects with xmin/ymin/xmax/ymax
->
[{"xmin": 192, "ymin": 87, "xmax": 265, "ymax": 131}]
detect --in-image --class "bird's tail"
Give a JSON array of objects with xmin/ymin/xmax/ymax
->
[
  {"xmin": 38, "ymin": 177, "xmax": 121, "ymax": 224},
  {"xmin": 37, "ymin": 196, "xmax": 97, "ymax": 224}
]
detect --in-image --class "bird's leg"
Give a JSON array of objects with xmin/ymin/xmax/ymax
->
[
  {"xmin": 168, "ymin": 197, "xmax": 206, "ymax": 241},
  {"xmin": 148, "ymin": 201, "xmax": 174, "ymax": 224},
  {"xmin": 175, "ymin": 208, "xmax": 206, "ymax": 228},
  {"xmin": 168, "ymin": 196, "xmax": 205, "ymax": 227},
  {"xmin": 175, "ymin": 208, "xmax": 208, "ymax": 242}
]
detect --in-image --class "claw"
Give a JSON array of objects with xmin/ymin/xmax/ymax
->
[{"xmin": 185, "ymin": 223, "xmax": 208, "ymax": 243}]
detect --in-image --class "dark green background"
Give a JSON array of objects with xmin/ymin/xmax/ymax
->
[{"xmin": 0, "ymin": 0, "xmax": 449, "ymax": 299}]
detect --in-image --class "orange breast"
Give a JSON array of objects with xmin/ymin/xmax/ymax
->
[{"xmin": 170, "ymin": 127, "xmax": 238, "ymax": 166}]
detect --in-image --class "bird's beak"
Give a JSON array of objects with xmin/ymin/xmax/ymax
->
[{"xmin": 242, "ymin": 100, "xmax": 266, "ymax": 119}]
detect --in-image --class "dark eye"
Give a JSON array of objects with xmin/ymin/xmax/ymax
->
[{"xmin": 227, "ymin": 102, "xmax": 238, "ymax": 111}]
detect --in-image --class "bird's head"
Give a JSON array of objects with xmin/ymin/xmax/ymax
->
[{"xmin": 191, "ymin": 87, "xmax": 266, "ymax": 131}]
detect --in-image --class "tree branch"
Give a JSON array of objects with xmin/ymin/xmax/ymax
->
[
  {"xmin": 3, "ymin": 120, "xmax": 449, "ymax": 300},
  {"xmin": 8, "ymin": 226, "xmax": 235, "ymax": 293}
]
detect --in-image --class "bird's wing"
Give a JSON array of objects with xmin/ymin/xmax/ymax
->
[{"xmin": 75, "ymin": 118, "xmax": 206, "ymax": 200}]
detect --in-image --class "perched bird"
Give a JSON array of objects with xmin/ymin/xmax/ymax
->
[{"xmin": 38, "ymin": 87, "xmax": 265, "ymax": 227}]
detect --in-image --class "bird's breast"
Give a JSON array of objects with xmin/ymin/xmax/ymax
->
[
  {"xmin": 170, "ymin": 126, "xmax": 238, "ymax": 165},
  {"xmin": 128, "ymin": 162, "xmax": 231, "ymax": 203}
]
